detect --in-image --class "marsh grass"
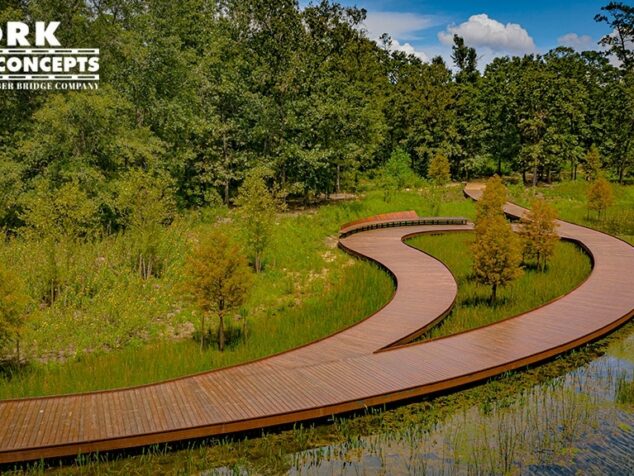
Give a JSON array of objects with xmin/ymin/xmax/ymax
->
[
  {"xmin": 408, "ymin": 233, "xmax": 592, "ymax": 341},
  {"xmin": 0, "ymin": 187, "xmax": 474, "ymax": 397},
  {"xmin": 287, "ymin": 342, "xmax": 631, "ymax": 475},
  {"xmin": 0, "ymin": 259, "xmax": 391, "ymax": 398},
  {"xmin": 616, "ymin": 372, "xmax": 634, "ymax": 406},
  {"xmin": 509, "ymin": 181, "xmax": 634, "ymax": 244}
]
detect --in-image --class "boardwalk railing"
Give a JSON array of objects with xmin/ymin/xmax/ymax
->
[{"xmin": 340, "ymin": 216, "xmax": 468, "ymax": 237}]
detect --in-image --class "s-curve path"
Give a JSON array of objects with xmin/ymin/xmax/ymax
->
[{"xmin": 1, "ymin": 186, "xmax": 633, "ymax": 464}]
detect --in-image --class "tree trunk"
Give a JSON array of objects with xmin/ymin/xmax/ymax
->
[
  {"xmin": 522, "ymin": 169, "xmax": 527, "ymax": 185},
  {"xmin": 497, "ymin": 156, "xmax": 502, "ymax": 175},
  {"xmin": 255, "ymin": 252, "xmax": 261, "ymax": 273},
  {"xmin": 200, "ymin": 313, "xmax": 205, "ymax": 351},
  {"xmin": 224, "ymin": 180, "xmax": 229, "ymax": 205},
  {"xmin": 218, "ymin": 310, "xmax": 225, "ymax": 352},
  {"xmin": 491, "ymin": 283, "xmax": 497, "ymax": 302},
  {"xmin": 532, "ymin": 163, "xmax": 538, "ymax": 187},
  {"xmin": 336, "ymin": 164, "xmax": 341, "ymax": 194}
]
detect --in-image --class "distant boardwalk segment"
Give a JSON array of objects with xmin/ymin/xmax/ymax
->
[{"xmin": 1, "ymin": 184, "xmax": 632, "ymax": 464}]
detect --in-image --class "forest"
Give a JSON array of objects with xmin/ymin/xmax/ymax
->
[{"xmin": 0, "ymin": 0, "xmax": 632, "ymax": 238}]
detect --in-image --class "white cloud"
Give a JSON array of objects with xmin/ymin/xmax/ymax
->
[
  {"xmin": 362, "ymin": 11, "xmax": 438, "ymax": 41},
  {"xmin": 438, "ymin": 14, "xmax": 535, "ymax": 53},
  {"xmin": 389, "ymin": 38, "xmax": 429, "ymax": 62},
  {"xmin": 360, "ymin": 11, "xmax": 437, "ymax": 62},
  {"xmin": 558, "ymin": 33, "xmax": 595, "ymax": 50}
]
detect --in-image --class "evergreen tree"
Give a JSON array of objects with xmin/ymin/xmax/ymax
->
[
  {"xmin": 587, "ymin": 177, "xmax": 614, "ymax": 219},
  {"xmin": 428, "ymin": 153, "xmax": 451, "ymax": 185},
  {"xmin": 475, "ymin": 175, "xmax": 508, "ymax": 221},
  {"xmin": 234, "ymin": 169, "xmax": 282, "ymax": 273},
  {"xmin": 520, "ymin": 199, "xmax": 559, "ymax": 270},
  {"xmin": 185, "ymin": 230, "xmax": 253, "ymax": 351},
  {"xmin": 472, "ymin": 214, "xmax": 523, "ymax": 301},
  {"xmin": 595, "ymin": 2, "xmax": 634, "ymax": 72}
]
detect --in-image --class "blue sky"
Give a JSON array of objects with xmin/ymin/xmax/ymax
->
[{"xmin": 303, "ymin": 1, "xmax": 614, "ymax": 65}]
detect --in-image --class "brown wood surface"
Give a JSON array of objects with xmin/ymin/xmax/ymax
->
[{"xmin": 0, "ymin": 184, "xmax": 632, "ymax": 464}]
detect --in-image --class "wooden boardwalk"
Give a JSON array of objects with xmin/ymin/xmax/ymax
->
[{"xmin": 1, "ymin": 185, "xmax": 633, "ymax": 464}]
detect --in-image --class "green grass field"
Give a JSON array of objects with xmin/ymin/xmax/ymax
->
[
  {"xmin": 508, "ymin": 180, "xmax": 634, "ymax": 244},
  {"xmin": 408, "ymin": 233, "xmax": 592, "ymax": 341}
]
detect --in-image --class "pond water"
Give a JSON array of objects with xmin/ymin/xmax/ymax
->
[{"xmin": 282, "ymin": 326, "xmax": 634, "ymax": 475}]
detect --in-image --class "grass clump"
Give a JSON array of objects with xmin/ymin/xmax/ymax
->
[
  {"xmin": 408, "ymin": 233, "xmax": 591, "ymax": 341},
  {"xmin": 615, "ymin": 372, "xmax": 634, "ymax": 406}
]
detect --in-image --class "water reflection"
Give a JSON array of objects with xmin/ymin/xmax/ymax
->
[{"xmin": 288, "ymin": 332, "xmax": 634, "ymax": 475}]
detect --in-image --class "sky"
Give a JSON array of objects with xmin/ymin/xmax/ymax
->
[{"xmin": 302, "ymin": 1, "xmax": 616, "ymax": 66}]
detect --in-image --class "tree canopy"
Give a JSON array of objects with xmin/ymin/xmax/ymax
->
[
  {"xmin": 520, "ymin": 199, "xmax": 559, "ymax": 270},
  {"xmin": 0, "ymin": 1, "xmax": 631, "ymax": 239},
  {"xmin": 185, "ymin": 230, "xmax": 253, "ymax": 351}
]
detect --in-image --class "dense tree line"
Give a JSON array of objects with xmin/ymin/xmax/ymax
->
[{"xmin": 0, "ymin": 0, "xmax": 632, "ymax": 235}]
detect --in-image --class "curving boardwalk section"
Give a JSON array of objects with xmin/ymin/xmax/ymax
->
[{"xmin": 1, "ymin": 186, "xmax": 633, "ymax": 464}]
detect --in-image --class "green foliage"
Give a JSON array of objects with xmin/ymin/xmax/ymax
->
[
  {"xmin": 234, "ymin": 170, "xmax": 283, "ymax": 272},
  {"xmin": 472, "ymin": 214, "xmax": 524, "ymax": 301},
  {"xmin": 381, "ymin": 148, "xmax": 417, "ymax": 202},
  {"xmin": 587, "ymin": 177, "xmax": 615, "ymax": 219},
  {"xmin": 452, "ymin": 35, "xmax": 478, "ymax": 83},
  {"xmin": 19, "ymin": 180, "xmax": 100, "ymax": 240},
  {"xmin": 509, "ymin": 180, "xmax": 634, "ymax": 244},
  {"xmin": 595, "ymin": 2, "xmax": 634, "ymax": 71},
  {"xmin": 428, "ymin": 153, "xmax": 451, "ymax": 185},
  {"xmin": 520, "ymin": 199, "xmax": 559, "ymax": 270},
  {"xmin": 1, "ymin": 188, "xmax": 468, "ymax": 396},
  {"xmin": 583, "ymin": 145, "xmax": 602, "ymax": 180},
  {"xmin": 0, "ymin": 0, "xmax": 632, "ymax": 235},
  {"xmin": 0, "ymin": 268, "xmax": 29, "ymax": 360},
  {"xmin": 185, "ymin": 230, "xmax": 253, "ymax": 351},
  {"xmin": 410, "ymin": 233, "xmax": 590, "ymax": 340},
  {"xmin": 112, "ymin": 169, "xmax": 177, "ymax": 278}
]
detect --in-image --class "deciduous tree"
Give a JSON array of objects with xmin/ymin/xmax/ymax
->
[
  {"xmin": 185, "ymin": 230, "xmax": 253, "ymax": 351},
  {"xmin": 381, "ymin": 148, "xmax": 416, "ymax": 202},
  {"xmin": 584, "ymin": 145, "xmax": 603, "ymax": 180},
  {"xmin": 475, "ymin": 175, "xmax": 508, "ymax": 221}
]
